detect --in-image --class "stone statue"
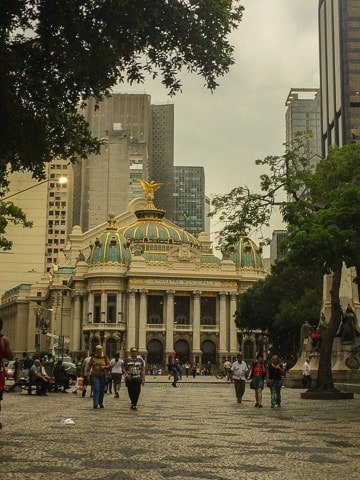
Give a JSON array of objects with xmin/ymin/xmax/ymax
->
[
  {"xmin": 299, "ymin": 321, "xmax": 313, "ymax": 353},
  {"xmin": 341, "ymin": 305, "xmax": 358, "ymax": 344}
]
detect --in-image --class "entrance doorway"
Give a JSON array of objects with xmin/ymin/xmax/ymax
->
[
  {"xmin": 147, "ymin": 339, "xmax": 163, "ymax": 365},
  {"xmin": 174, "ymin": 339, "xmax": 190, "ymax": 362},
  {"xmin": 201, "ymin": 340, "xmax": 216, "ymax": 365}
]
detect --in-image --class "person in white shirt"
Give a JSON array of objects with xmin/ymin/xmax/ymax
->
[
  {"xmin": 230, "ymin": 353, "xmax": 249, "ymax": 403},
  {"xmin": 110, "ymin": 352, "xmax": 124, "ymax": 399},
  {"xmin": 302, "ymin": 358, "xmax": 311, "ymax": 389}
]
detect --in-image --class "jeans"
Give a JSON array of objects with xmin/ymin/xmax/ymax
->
[
  {"xmin": 111, "ymin": 373, "xmax": 122, "ymax": 394},
  {"xmin": 91, "ymin": 376, "xmax": 106, "ymax": 406},
  {"xmin": 270, "ymin": 379, "xmax": 282, "ymax": 405}
]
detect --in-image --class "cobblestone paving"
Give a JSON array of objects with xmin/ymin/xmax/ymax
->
[{"xmin": 1, "ymin": 377, "xmax": 359, "ymax": 480}]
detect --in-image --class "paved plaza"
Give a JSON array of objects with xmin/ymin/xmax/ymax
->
[{"xmin": 1, "ymin": 376, "xmax": 359, "ymax": 480}]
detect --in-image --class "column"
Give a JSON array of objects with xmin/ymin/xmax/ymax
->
[
  {"xmin": 138, "ymin": 289, "xmax": 148, "ymax": 352},
  {"xmin": 192, "ymin": 291, "xmax": 201, "ymax": 357},
  {"xmin": 229, "ymin": 293, "xmax": 238, "ymax": 353},
  {"xmin": 127, "ymin": 290, "xmax": 137, "ymax": 348},
  {"xmin": 165, "ymin": 290, "xmax": 175, "ymax": 355},
  {"xmin": 88, "ymin": 293, "xmax": 93, "ymax": 322},
  {"xmin": 117, "ymin": 292, "xmax": 123, "ymax": 322},
  {"xmin": 101, "ymin": 292, "xmax": 107, "ymax": 322},
  {"xmin": 72, "ymin": 293, "xmax": 82, "ymax": 351},
  {"xmin": 219, "ymin": 292, "xmax": 227, "ymax": 353}
]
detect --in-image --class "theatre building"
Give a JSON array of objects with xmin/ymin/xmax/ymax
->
[{"xmin": 1, "ymin": 183, "xmax": 267, "ymax": 368}]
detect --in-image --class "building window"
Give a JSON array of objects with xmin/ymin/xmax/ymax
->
[
  {"xmin": 94, "ymin": 294, "xmax": 101, "ymax": 322},
  {"xmin": 107, "ymin": 294, "xmax": 117, "ymax": 323}
]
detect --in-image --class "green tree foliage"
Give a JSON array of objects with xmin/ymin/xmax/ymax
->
[
  {"xmin": 0, "ymin": 201, "xmax": 33, "ymax": 250},
  {"xmin": 0, "ymin": 0, "xmax": 244, "ymax": 187},
  {"xmin": 236, "ymin": 259, "xmax": 323, "ymax": 358},
  {"xmin": 209, "ymin": 133, "xmax": 315, "ymax": 249},
  {"xmin": 0, "ymin": 0, "xmax": 244, "ymax": 248},
  {"xmin": 212, "ymin": 140, "xmax": 360, "ymax": 392}
]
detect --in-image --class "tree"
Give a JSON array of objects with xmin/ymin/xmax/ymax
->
[
  {"xmin": 0, "ymin": 0, "xmax": 244, "ymax": 187},
  {"xmin": 0, "ymin": 201, "xmax": 33, "ymax": 250},
  {"xmin": 237, "ymin": 259, "xmax": 323, "ymax": 359},
  {"xmin": 211, "ymin": 140, "xmax": 360, "ymax": 395},
  {"xmin": 0, "ymin": 0, "xmax": 244, "ymax": 247}
]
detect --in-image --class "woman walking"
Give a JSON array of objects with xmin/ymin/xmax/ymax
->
[
  {"xmin": 266, "ymin": 355, "xmax": 285, "ymax": 408},
  {"xmin": 88, "ymin": 345, "xmax": 110, "ymax": 409},
  {"xmin": 248, "ymin": 354, "xmax": 266, "ymax": 408}
]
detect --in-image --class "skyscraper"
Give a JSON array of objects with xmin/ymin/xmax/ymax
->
[
  {"xmin": 319, "ymin": 0, "xmax": 360, "ymax": 155},
  {"xmin": 285, "ymin": 88, "xmax": 322, "ymax": 160},
  {"xmin": 173, "ymin": 166, "xmax": 207, "ymax": 236},
  {"xmin": 73, "ymin": 94, "xmax": 174, "ymax": 230},
  {"xmin": 150, "ymin": 103, "xmax": 174, "ymax": 220},
  {"xmin": 0, "ymin": 161, "xmax": 72, "ymax": 295}
]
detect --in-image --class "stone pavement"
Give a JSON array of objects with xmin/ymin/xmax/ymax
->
[{"xmin": 1, "ymin": 375, "xmax": 360, "ymax": 480}]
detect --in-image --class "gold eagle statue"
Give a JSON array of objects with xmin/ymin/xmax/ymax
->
[{"xmin": 139, "ymin": 179, "xmax": 163, "ymax": 200}]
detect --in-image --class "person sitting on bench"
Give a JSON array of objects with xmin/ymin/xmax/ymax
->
[
  {"xmin": 53, "ymin": 360, "xmax": 70, "ymax": 392},
  {"xmin": 28, "ymin": 359, "xmax": 50, "ymax": 396}
]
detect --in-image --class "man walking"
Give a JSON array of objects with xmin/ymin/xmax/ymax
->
[
  {"xmin": 123, "ymin": 347, "xmax": 145, "ymax": 411},
  {"xmin": 230, "ymin": 353, "xmax": 248, "ymax": 403},
  {"xmin": 302, "ymin": 358, "xmax": 311, "ymax": 389}
]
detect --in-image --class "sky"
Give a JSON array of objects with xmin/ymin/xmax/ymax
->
[{"xmin": 114, "ymin": 0, "xmax": 320, "ymax": 248}]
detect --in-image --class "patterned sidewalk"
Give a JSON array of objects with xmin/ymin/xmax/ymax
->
[{"xmin": 1, "ymin": 376, "xmax": 360, "ymax": 480}]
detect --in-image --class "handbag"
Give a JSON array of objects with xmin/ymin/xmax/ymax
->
[
  {"xmin": 266, "ymin": 379, "xmax": 274, "ymax": 387},
  {"xmin": 250, "ymin": 378, "xmax": 256, "ymax": 390}
]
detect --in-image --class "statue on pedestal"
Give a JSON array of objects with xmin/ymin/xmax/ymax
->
[{"xmin": 340, "ymin": 305, "xmax": 359, "ymax": 345}]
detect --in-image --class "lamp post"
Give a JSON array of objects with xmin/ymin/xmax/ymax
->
[
  {"xmin": 1, "ymin": 176, "xmax": 68, "ymax": 201},
  {"xmin": 58, "ymin": 285, "xmax": 79, "ymax": 360}
]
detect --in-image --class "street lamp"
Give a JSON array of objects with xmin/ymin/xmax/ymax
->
[
  {"xmin": 1, "ymin": 176, "xmax": 68, "ymax": 201},
  {"xmin": 58, "ymin": 285, "xmax": 79, "ymax": 360}
]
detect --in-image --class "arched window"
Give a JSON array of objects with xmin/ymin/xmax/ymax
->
[
  {"xmin": 201, "ymin": 340, "xmax": 216, "ymax": 365},
  {"xmin": 244, "ymin": 340, "xmax": 254, "ymax": 361},
  {"xmin": 174, "ymin": 339, "xmax": 190, "ymax": 362},
  {"xmin": 147, "ymin": 339, "xmax": 164, "ymax": 365},
  {"xmin": 106, "ymin": 337, "xmax": 117, "ymax": 359}
]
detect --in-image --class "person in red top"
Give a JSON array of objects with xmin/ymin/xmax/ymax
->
[
  {"xmin": 248, "ymin": 354, "xmax": 266, "ymax": 408},
  {"xmin": 0, "ymin": 318, "xmax": 14, "ymax": 429}
]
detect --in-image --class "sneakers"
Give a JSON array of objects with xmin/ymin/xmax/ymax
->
[
  {"xmin": 99, "ymin": 404, "xmax": 104, "ymax": 408},
  {"xmin": 93, "ymin": 404, "xmax": 98, "ymax": 409}
]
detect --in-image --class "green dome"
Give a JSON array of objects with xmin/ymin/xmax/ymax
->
[
  {"xmin": 89, "ymin": 216, "xmax": 131, "ymax": 265},
  {"xmin": 228, "ymin": 235, "xmax": 263, "ymax": 270},
  {"xmin": 201, "ymin": 253, "xmax": 221, "ymax": 264},
  {"xmin": 119, "ymin": 198, "xmax": 200, "ymax": 260}
]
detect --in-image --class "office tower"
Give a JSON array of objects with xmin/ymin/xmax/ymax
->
[
  {"xmin": 0, "ymin": 160, "xmax": 72, "ymax": 295},
  {"xmin": 74, "ymin": 94, "xmax": 152, "ymax": 230},
  {"xmin": 173, "ymin": 166, "xmax": 206, "ymax": 236},
  {"xmin": 319, "ymin": 0, "xmax": 360, "ymax": 155},
  {"xmin": 150, "ymin": 104, "xmax": 175, "ymax": 220},
  {"xmin": 73, "ymin": 94, "xmax": 174, "ymax": 231},
  {"xmin": 270, "ymin": 230, "xmax": 288, "ymax": 265},
  {"xmin": 285, "ymin": 88, "xmax": 322, "ymax": 160}
]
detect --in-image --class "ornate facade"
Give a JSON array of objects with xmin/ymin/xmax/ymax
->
[{"xmin": 1, "ymin": 184, "xmax": 267, "ymax": 368}]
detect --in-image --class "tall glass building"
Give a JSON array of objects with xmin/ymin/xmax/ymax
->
[
  {"xmin": 319, "ymin": 0, "xmax": 360, "ymax": 155},
  {"xmin": 173, "ymin": 166, "xmax": 206, "ymax": 236}
]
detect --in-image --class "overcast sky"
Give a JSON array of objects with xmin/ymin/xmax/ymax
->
[{"xmin": 115, "ymin": 0, "xmax": 320, "ymax": 246}]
